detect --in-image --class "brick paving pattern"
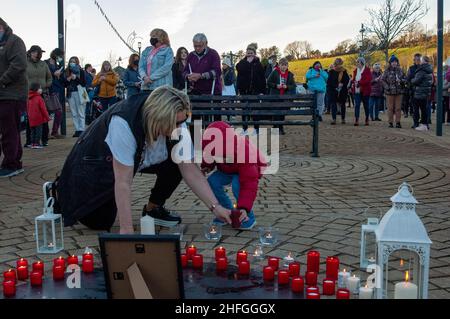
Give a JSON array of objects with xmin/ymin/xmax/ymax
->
[{"xmin": 1, "ymin": 110, "xmax": 450, "ymax": 298}]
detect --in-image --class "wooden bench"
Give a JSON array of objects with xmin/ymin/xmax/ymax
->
[{"xmin": 189, "ymin": 94, "xmax": 319, "ymax": 157}]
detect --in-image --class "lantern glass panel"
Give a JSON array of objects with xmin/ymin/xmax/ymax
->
[
  {"xmin": 36, "ymin": 215, "xmax": 64, "ymax": 254},
  {"xmin": 363, "ymin": 231, "xmax": 377, "ymax": 263},
  {"xmin": 383, "ymin": 249, "xmax": 422, "ymax": 299}
]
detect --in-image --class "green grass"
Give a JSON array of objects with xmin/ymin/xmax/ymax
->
[{"xmin": 289, "ymin": 45, "xmax": 449, "ymax": 83}]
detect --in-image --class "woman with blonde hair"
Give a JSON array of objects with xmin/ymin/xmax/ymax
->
[
  {"xmin": 139, "ymin": 28, "xmax": 174, "ymax": 92},
  {"xmin": 92, "ymin": 60, "xmax": 119, "ymax": 111},
  {"xmin": 56, "ymin": 86, "xmax": 235, "ymax": 234}
]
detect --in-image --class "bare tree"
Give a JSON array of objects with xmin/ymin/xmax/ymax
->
[
  {"xmin": 259, "ymin": 46, "xmax": 281, "ymax": 61},
  {"xmin": 367, "ymin": 0, "xmax": 429, "ymax": 63},
  {"xmin": 299, "ymin": 41, "xmax": 313, "ymax": 59},
  {"xmin": 107, "ymin": 50, "xmax": 117, "ymax": 64},
  {"xmin": 284, "ymin": 41, "xmax": 302, "ymax": 60}
]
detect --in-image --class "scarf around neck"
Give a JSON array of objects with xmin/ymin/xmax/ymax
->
[{"xmin": 146, "ymin": 45, "xmax": 168, "ymax": 78}]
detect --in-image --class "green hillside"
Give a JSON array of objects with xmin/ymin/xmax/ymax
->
[{"xmin": 290, "ymin": 45, "xmax": 449, "ymax": 83}]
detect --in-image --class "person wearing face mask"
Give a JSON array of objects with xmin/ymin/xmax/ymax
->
[
  {"xmin": 236, "ymin": 43, "xmax": 266, "ymax": 134},
  {"xmin": 92, "ymin": 61, "xmax": 119, "ymax": 111},
  {"xmin": 64, "ymin": 56, "xmax": 86, "ymax": 137},
  {"xmin": 306, "ymin": 61, "xmax": 329, "ymax": 121},
  {"xmin": 25, "ymin": 45, "xmax": 53, "ymax": 147},
  {"xmin": 45, "ymin": 48, "xmax": 65, "ymax": 139},
  {"xmin": 172, "ymin": 47, "xmax": 189, "ymax": 91},
  {"xmin": 265, "ymin": 55, "xmax": 278, "ymax": 81},
  {"xmin": 123, "ymin": 53, "xmax": 141, "ymax": 98},
  {"xmin": 138, "ymin": 28, "xmax": 174, "ymax": 92},
  {"xmin": 351, "ymin": 57, "xmax": 372, "ymax": 126},
  {"xmin": 0, "ymin": 18, "xmax": 28, "ymax": 178}
]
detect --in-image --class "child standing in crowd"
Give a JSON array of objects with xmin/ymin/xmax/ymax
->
[
  {"xmin": 27, "ymin": 83, "xmax": 50, "ymax": 149},
  {"xmin": 306, "ymin": 61, "xmax": 328, "ymax": 122},
  {"xmin": 267, "ymin": 58, "xmax": 297, "ymax": 135},
  {"xmin": 369, "ymin": 63, "xmax": 384, "ymax": 122},
  {"xmin": 201, "ymin": 121, "xmax": 267, "ymax": 230},
  {"xmin": 222, "ymin": 57, "xmax": 236, "ymax": 96},
  {"xmin": 92, "ymin": 61, "xmax": 119, "ymax": 112}
]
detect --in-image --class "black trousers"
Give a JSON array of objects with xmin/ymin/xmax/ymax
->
[
  {"xmin": 79, "ymin": 153, "xmax": 183, "ymax": 232},
  {"xmin": 413, "ymin": 98, "xmax": 428, "ymax": 126}
]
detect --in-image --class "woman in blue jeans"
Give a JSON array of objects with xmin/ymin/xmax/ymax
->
[{"xmin": 369, "ymin": 63, "xmax": 383, "ymax": 121}]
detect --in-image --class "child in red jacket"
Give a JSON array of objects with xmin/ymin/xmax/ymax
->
[
  {"xmin": 201, "ymin": 121, "xmax": 267, "ymax": 230},
  {"xmin": 27, "ymin": 83, "xmax": 50, "ymax": 149}
]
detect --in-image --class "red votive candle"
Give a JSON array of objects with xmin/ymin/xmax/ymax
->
[
  {"xmin": 236, "ymin": 251, "xmax": 248, "ymax": 265},
  {"xmin": 238, "ymin": 261, "xmax": 250, "ymax": 276},
  {"xmin": 53, "ymin": 265, "xmax": 65, "ymax": 281},
  {"xmin": 3, "ymin": 269, "xmax": 17, "ymax": 283},
  {"xmin": 307, "ymin": 251, "xmax": 320, "ymax": 273},
  {"xmin": 323, "ymin": 278, "xmax": 336, "ymax": 296},
  {"xmin": 289, "ymin": 262, "xmax": 301, "ymax": 277},
  {"xmin": 53, "ymin": 257, "xmax": 66, "ymax": 269},
  {"xmin": 215, "ymin": 247, "xmax": 226, "ymax": 260},
  {"xmin": 17, "ymin": 266, "xmax": 29, "ymax": 281},
  {"xmin": 278, "ymin": 270, "xmax": 290, "ymax": 285},
  {"xmin": 291, "ymin": 276, "xmax": 304, "ymax": 293},
  {"xmin": 181, "ymin": 254, "xmax": 188, "ymax": 268},
  {"xmin": 17, "ymin": 258, "xmax": 28, "ymax": 269},
  {"xmin": 2, "ymin": 280, "xmax": 16, "ymax": 298},
  {"xmin": 263, "ymin": 266, "xmax": 275, "ymax": 282},
  {"xmin": 82, "ymin": 259, "xmax": 94, "ymax": 273},
  {"xmin": 268, "ymin": 257, "xmax": 280, "ymax": 271},
  {"xmin": 337, "ymin": 289, "xmax": 351, "ymax": 299},
  {"xmin": 326, "ymin": 256, "xmax": 340, "ymax": 281},
  {"xmin": 82, "ymin": 253, "xmax": 94, "ymax": 261},
  {"xmin": 306, "ymin": 286, "xmax": 320, "ymax": 295},
  {"xmin": 216, "ymin": 258, "xmax": 228, "ymax": 272},
  {"xmin": 192, "ymin": 254, "xmax": 204, "ymax": 269},
  {"xmin": 67, "ymin": 255, "xmax": 79, "ymax": 266},
  {"xmin": 307, "ymin": 292, "xmax": 321, "ymax": 300},
  {"xmin": 32, "ymin": 262, "xmax": 44, "ymax": 276},
  {"xmin": 186, "ymin": 245, "xmax": 197, "ymax": 261},
  {"xmin": 305, "ymin": 271, "xmax": 318, "ymax": 286},
  {"xmin": 30, "ymin": 271, "xmax": 43, "ymax": 287}
]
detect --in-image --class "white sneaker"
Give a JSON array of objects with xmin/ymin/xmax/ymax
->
[{"xmin": 415, "ymin": 124, "xmax": 428, "ymax": 132}]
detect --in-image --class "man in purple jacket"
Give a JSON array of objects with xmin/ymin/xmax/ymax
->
[{"xmin": 184, "ymin": 33, "xmax": 222, "ymax": 96}]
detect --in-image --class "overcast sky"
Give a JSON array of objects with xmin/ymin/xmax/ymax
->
[{"xmin": 1, "ymin": 0, "xmax": 448, "ymax": 68}]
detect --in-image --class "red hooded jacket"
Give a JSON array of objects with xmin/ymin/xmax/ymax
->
[
  {"xmin": 352, "ymin": 67, "xmax": 372, "ymax": 96},
  {"xmin": 27, "ymin": 91, "xmax": 50, "ymax": 128},
  {"xmin": 201, "ymin": 121, "xmax": 267, "ymax": 213}
]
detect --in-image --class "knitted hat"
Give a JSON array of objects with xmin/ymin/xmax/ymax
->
[
  {"xmin": 389, "ymin": 55, "xmax": 399, "ymax": 64},
  {"xmin": 246, "ymin": 43, "xmax": 258, "ymax": 53},
  {"xmin": 222, "ymin": 57, "xmax": 232, "ymax": 68},
  {"xmin": 0, "ymin": 18, "xmax": 8, "ymax": 29},
  {"xmin": 356, "ymin": 57, "xmax": 366, "ymax": 65}
]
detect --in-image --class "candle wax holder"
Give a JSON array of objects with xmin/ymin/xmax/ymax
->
[
  {"xmin": 250, "ymin": 244, "xmax": 265, "ymax": 261},
  {"xmin": 203, "ymin": 223, "xmax": 222, "ymax": 241},
  {"xmin": 169, "ymin": 224, "xmax": 185, "ymax": 241},
  {"xmin": 258, "ymin": 227, "xmax": 279, "ymax": 246}
]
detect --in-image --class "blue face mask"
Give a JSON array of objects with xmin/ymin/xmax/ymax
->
[{"xmin": 0, "ymin": 32, "xmax": 5, "ymax": 41}]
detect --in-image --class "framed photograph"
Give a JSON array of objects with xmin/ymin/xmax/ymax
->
[{"xmin": 99, "ymin": 234, "xmax": 185, "ymax": 299}]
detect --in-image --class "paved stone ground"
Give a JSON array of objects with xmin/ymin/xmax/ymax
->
[{"xmin": 1, "ymin": 109, "xmax": 450, "ymax": 299}]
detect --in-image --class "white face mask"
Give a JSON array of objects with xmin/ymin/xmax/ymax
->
[{"xmin": 37, "ymin": 88, "xmax": 43, "ymax": 95}]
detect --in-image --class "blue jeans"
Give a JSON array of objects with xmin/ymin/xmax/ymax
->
[
  {"xmin": 354, "ymin": 94, "xmax": 370, "ymax": 121},
  {"xmin": 99, "ymin": 96, "xmax": 117, "ymax": 112},
  {"xmin": 369, "ymin": 96, "xmax": 383, "ymax": 120},
  {"xmin": 208, "ymin": 170, "xmax": 254, "ymax": 216}
]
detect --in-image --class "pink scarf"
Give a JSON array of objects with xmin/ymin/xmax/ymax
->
[{"xmin": 146, "ymin": 45, "xmax": 167, "ymax": 77}]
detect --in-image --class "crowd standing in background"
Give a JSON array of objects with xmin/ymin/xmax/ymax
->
[{"xmin": 1, "ymin": 17, "xmax": 450, "ymax": 179}]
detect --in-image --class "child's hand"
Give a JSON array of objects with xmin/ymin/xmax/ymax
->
[
  {"xmin": 214, "ymin": 206, "xmax": 232, "ymax": 225},
  {"xmin": 239, "ymin": 210, "xmax": 249, "ymax": 223}
]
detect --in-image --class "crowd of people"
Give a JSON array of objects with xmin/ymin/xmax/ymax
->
[{"xmin": 1, "ymin": 18, "xmax": 450, "ymax": 179}]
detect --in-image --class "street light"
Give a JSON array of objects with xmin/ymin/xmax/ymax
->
[
  {"xmin": 436, "ymin": 0, "xmax": 444, "ymax": 137},
  {"xmin": 138, "ymin": 41, "xmax": 142, "ymax": 57},
  {"xmin": 359, "ymin": 23, "xmax": 366, "ymax": 57}
]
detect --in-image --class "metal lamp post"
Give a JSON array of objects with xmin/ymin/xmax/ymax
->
[
  {"xmin": 57, "ymin": 0, "xmax": 66, "ymax": 136},
  {"xmin": 436, "ymin": 0, "xmax": 444, "ymax": 137},
  {"xmin": 138, "ymin": 42, "xmax": 142, "ymax": 57},
  {"xmin": 359, "ymin": 24, "xmax": 366, "ymax": 58}
]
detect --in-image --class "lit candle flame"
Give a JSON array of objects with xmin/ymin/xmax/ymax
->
[
  {"xmin": 233, "ymin": 203, "xmax": 237, "ymax": 209},
  {"xmin": 405, "ymin": 271, "xmax": 410, "ymax": 283},
  {"xmin": 400, "ymin": 259, "xmax": 404, "ymax": 267}
]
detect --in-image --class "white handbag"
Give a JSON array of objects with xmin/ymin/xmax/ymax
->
[{"xmin": 77, "ymin": 85, "xmax": 90, "ymax": 105}]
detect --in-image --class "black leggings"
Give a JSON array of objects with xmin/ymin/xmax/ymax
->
[{"xmin": 79, "ymin": 156, "xmax": 183, "ymax": 232}]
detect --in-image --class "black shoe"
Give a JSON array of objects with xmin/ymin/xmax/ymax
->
[
  {"xmin": 142, "ymin": 205, "xmax": 181, "ymax": 228},
  {"xmin": 318, "ymin": 116, "xmax": 323, "ymax": 122},
  {"xmin": 396, "ymin": 123, "xmax": 402, "ymax": 129},
  {"xmin": 42, "ymin": 142, "xmax": 49, "ymax": 147},
  {"xmin": 389, "ymin": 123, "xmax": 394, "ymax": 128},
  {"xmin": 375, "ymin": 118, "xmax": 382, "ymax": 122}
]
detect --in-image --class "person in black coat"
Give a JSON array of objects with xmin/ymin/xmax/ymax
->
[
  {"xmin": 172, "ymin": 47, "xmax": 188, "ymax": 91},
  {"xmin": 236, "ymin": 43, "xmax": 266, "ymax": 132},
  {"xmin": 411, "ymin": 56, "xmax": 433, "ymax": 131},
  {"xmin": 327, "ymin": 58, "xmax": 350, "ymax": 125}
]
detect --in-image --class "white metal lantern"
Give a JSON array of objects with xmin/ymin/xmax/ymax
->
[
  {"xmin": 360, "ymin": 217, "xmax": 379, "ymax": 270},
  {"xmin": 35, "ymin": 182, "xmax": 64, "ymax": 254},
  {"xmin": 375, "ymin": 183, "xmax": 432, "ymax": 299}
]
